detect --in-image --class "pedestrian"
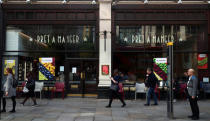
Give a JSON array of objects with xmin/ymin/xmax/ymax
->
[
  {"xmin": 187, "ymin": 69, "xmax": 200, "ymax": 120},
  {"xmin": 20, "ymin": 71, "xmax": 37, "ymax": 106},
  {"xmin": 1, "ymin": 68, "xmax": 16, "ymax": 113},
  {"xmin": 106, "ymin": 70, "xmax": 126, "ymax": 108},
  {"xmin": 144, "ymin": 68, "xmax": 158, "ymax": 106}
]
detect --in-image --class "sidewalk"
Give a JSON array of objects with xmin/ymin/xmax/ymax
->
[{"xmin": 0, "ymin": 98, "xmax": 210, "ymax": 121}]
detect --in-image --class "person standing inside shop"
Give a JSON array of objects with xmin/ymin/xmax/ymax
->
[
  {"xmin": 187, "ymin": 69, "xmax": 200, "ymax": 120},
  {"xmin": 1, "ymin": 68, "xmax": 16, "ymax": 113},
  {"xmin": 144, "ymin": 68, "xmax": 158, "ymax": 106},
  {"xmin": 106, "ymin": 70, "xmax": 126, "ymax": 108},
  {"xmin": 20, "ymin": 72, "xmax": 37, "ymax": 106}
]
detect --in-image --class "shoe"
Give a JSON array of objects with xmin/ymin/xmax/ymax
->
[
  {"xmin": 9, "ymin": 110, "xmax": 16, "ymax": 113},
  {"xmin": 1, "ymin": 109, "xmax": 6, "ymax": 113},
  {"xmin": 188, "ymin": 115, "xmax": 193, "ymax": 118},
  {"xmin": 106, "ymin": 105, "xmax": 111, "ymax": 108},
  {"xmin": 152, "ymin": 103, "xmax": 158, "ymax": 106},
  {"xmin": 121, "ymin": 104, "xmax": 126, "ymax": 108},
  {"xmin": 144, "ymin": 104, "xmax": 150, "ymax": 106},
  {"xmin": 191, "ymin": 116, "xmax": 199, "ymax": 120},
  {"xmin": 20, "ymin": 102, "xmax": 24, "ymax": 106},
  {"xmin": 32, "ymin": 104, "xmax": 38, "ymax": 107}
]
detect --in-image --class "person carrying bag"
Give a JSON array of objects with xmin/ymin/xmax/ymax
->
[{"xmin": 106, "ymin": 70, "xmax": 126, "ymax": 108}]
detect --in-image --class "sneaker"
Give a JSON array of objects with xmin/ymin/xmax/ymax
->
[{"xmin": 152, "ymin": 103, "xmax": 158, "ymax": 106}]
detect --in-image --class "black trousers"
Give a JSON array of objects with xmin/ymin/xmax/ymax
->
[
  {"xmin": 189, "ymin": 96, "xmax": 199, "ymax": 118},
  {"xmin": 2, "ymin": 96, "xmax": 16, "ymax": 111},
  {"xmin": 108, "ymin": 90, "xmax": 125, "ymax": 106}
]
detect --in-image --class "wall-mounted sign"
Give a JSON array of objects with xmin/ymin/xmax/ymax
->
[
  {"xmin": 198, "ymin": 54, "xmax": 208, "ymax": 69},
  {"xmin": 39, "ymin": 57, "xmax": 55, "ymax": 80},
  {"xmin": 102, "ymin": 65, "xmax": 109, "ymax": 75},
  {"xmin": 4, "ymin": 60, "xmax": 16, "ymax": 75},
  {"xmin": 153, "ymin": 58, "xmax": 167, "ymax": 81}
]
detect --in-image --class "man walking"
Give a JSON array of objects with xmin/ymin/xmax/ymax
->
[
  {"xmin": 144, "ymin": 68, "xmax": 158, "ymax": 106},
  {"xmin": 187, "ymin": 69, "xmax": 200, "ymax": 120}
]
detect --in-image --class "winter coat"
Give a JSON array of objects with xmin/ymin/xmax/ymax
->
[{"xmin": 3, "ymin": 73, "xmax": 16, "ymax": 97}]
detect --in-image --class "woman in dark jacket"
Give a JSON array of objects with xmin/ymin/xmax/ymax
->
[
  {"xmin": 20, "ymin": 72, "xmax": 37, "ymax": 106},
  {"xmin": 106, "ymin": 71, "xmax": 126, "ymax": 108}
]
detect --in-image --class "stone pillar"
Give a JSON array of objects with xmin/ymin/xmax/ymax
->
[{"xmin": 98, "ymin": 0, "xmax": 112, "ymax": 98}]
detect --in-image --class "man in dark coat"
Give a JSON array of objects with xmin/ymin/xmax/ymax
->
[
  {"xmin": 144, "ymin": 68, "xmax": 158, "ymax": 106},
  {"xmin": 187, "ymin": 69, "xmax": 199, "ymax": 120}
]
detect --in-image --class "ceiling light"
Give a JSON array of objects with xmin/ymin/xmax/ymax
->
[
  {"xmin": 62, "ymin": 0, "xmax": 67, "ymax": 4},
  {"xmin": 144, "ymin": 0, "xmax": 148, "ymax": 4},
  {"xmin": 26, "ymin": 0, "xmax": 30, "ymax": 3},
  {"xmin": 177, "ymin": 0, "xmax": 182, "ymax": 4},
  {"xmin": 91, "ymin": 0, "xmax": 96, "ymax": 5}
]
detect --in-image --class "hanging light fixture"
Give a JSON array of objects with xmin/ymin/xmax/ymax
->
[
  {"xmin": 177, "ymin": 0, "xmax": 182, "ymax": 4},
  {"xmin": 62, "ymin": 0, "xmax": 67, "ymax": 4},
  {"xmin": 26, "ymin": 0, "xmax": 30, "ymax": 3},
  {"xmin": 91, "ymin": 0, "xmax": 96, "ymax": 4},
  {"xmin": 144, "ymin": 0, "xmax": 148, "ymax": 4}
]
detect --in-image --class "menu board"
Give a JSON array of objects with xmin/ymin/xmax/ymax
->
[
  {"xmin": 153, "ymin": 58, "xmax": 167, "ymax": 81},
  {"xmin": 198, "ymin": 54, "xmax": 208, "ymax": 69},
  {"xmin": 39, "ymin": 57, "xmax": 55, "ymax": 80},
  {"xmin": 4, "ymin": 60, "xmax": 16, "ymax": 75}
]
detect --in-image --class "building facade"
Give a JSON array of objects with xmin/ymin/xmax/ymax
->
[{"xmin": 0, "ymin": 0, "xmax": 210, "ymax": 98}]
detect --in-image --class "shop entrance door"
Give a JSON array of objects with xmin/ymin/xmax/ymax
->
[{"xmin": 65, "ymin": 59, "xmax": 98, "ymax": 97}]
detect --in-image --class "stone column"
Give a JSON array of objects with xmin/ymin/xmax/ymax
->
[{"xmin": 98, "ymin": 0, "xmax": 112, "ymax": 97}]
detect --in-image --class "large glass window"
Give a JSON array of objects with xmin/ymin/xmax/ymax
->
[{"xmin": 116, "ymin": 25, "xmax": 200, "ymax": 51}]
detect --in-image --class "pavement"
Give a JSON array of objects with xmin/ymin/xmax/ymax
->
[{"xmin": 0, "ymin": 98, "xmax": 210, "ymax": 121}]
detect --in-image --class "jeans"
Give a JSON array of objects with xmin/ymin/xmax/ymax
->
[{"xmin": 147, "ymin": 87, "xmax": 158, "ymax": 105}]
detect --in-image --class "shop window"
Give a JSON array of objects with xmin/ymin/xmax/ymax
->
[{"xmin": 115, "ymin": 25, "xmax": 200, "ymax": 51}]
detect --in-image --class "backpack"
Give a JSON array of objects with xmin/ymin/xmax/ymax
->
[{"xmin": 12, "ymin": 77, "xmax": 18, "ymax": 88}]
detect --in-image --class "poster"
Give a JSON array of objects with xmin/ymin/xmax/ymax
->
[
  {"xmin": 198, "ymin": 54, "xmax": 208, "ymax": 69},
  {"xmin": 153, "ymin": 58, "xmax": 167, "ymax": 81},
  {"xmin": 39, "ymin": 57, "xmax": 55, "ymax": 80},
  {"xmin": 102, "ymin": 65, "xmax": 109, "ymax": 75},
  {"xmin": 4, "ymin": 60, "xmax": 16, "ymax": 75}
]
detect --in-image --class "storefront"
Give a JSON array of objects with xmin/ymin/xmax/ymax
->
[
  {"xmin": 1, "ymin": 4, "xmax": 99, "ymax": 96},
  {"xmin": 0, "ymin": 2, "xmax": 210, "ymax": 98},
  {"xmin": 112, "ymin": 4, "xmax": 209, "ymax": 85}
]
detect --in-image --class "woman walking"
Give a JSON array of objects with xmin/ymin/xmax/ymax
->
[
  {"xmin": 1, "ymin": 68, "xmax": 16, "ymax": 113},
  {"xmin": 106, "ymin": 70, "xmax": 126, "ymax": 108},
  {"xmin": 20, "ymin": 72, "xmax": 37, "ymax": 106}
]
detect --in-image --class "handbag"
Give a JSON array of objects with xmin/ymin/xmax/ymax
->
[
  {"xmin": 23, "ymin": 82, "xmax": 29, "ymax": 93},
  {"xmin": 110, "ymin": 83, "xmax": 119, "ymax": 91}
]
